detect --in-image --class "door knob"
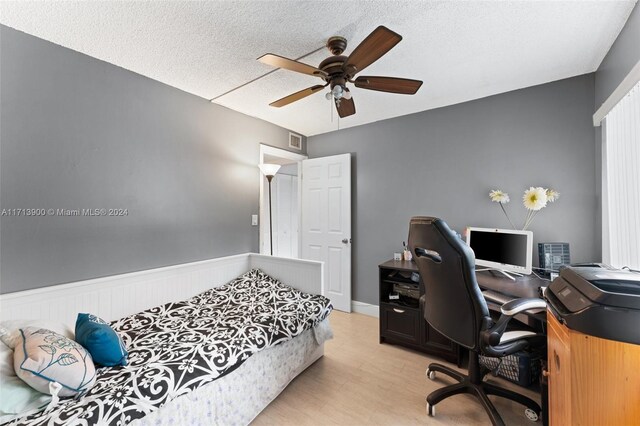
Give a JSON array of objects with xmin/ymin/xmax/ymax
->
[{"xmin": 342, "ymin": 238, "xmax": 349, "ymax": 244}]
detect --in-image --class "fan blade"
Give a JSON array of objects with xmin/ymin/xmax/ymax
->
[
  {"xmin": 258, "ymin": 54, "xmax": 327, "ymax": 78},
  {"xmin": 354, "ymin": 76, "xmax": 423, "ymax": 94},
  {"xmin": 343, "ymin": 26, "xmax": 402, "ymax": 75},
  {"xmin": 269, "ymin": 85, "xmax": 326, "ymax": 108},
  {"xmin": 335, "ymin": 91, "xmax": 355, "ymax": 118}
]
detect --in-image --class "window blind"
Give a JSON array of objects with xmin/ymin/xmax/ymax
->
[{"xmin": 603, "ymin": 80, "xmax": 640, "ymax": 270}]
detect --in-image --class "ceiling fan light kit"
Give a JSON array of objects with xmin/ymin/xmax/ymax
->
[{"xmin": 257, "ymin": 26, "xmax": 423, "ymax": 118}]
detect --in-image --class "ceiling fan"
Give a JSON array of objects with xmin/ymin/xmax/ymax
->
[{"xmin": 257, "ymin": 26, "xmax": 423, "ymax": 118}]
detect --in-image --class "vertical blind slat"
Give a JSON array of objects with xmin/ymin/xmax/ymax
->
[{"xmin": 604, "ymin": 80, "xmax": 640, "ymax": 269}]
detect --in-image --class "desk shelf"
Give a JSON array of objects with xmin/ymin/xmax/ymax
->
[{"xmin": 379, "ymin": 259, "xmax": 460, "ymax": 364}]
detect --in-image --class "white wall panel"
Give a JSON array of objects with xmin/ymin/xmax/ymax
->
[{"xmin": 1, "ymin": 254, "xmax": 323, "ymax": 326}]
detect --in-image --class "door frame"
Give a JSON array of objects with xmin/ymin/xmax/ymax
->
[{"xmin": 259, "ymin": 144, "xmax": 307, "ymax": 256}]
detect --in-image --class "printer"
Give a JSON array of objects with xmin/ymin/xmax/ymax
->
[{"xmin": 546, "ymin": 265, "xmax": 640, "ymax": 345}]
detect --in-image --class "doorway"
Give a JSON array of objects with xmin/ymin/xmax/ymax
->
[
  {"xmin": 259, "ymin": 146, "xmax": 353, "ymax": 312},
  {"xmin": 259, "ymin": 145, "xmax": 307, "ymax": 257}
]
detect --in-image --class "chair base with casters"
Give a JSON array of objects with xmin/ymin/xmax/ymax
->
[{"xmin": 425, "ymin": 351, "xmax": 541, "ymax": 425}]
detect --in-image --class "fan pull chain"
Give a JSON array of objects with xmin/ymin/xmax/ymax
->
[
  {"xmin": 328, "ymin": 97, "xmax": 341, "ymax": 130},
  {"xmin": 330, "ymin": 97, "xmax": 334, "ymax": 122}
]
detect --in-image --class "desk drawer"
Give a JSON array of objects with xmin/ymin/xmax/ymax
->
[{"xmin": 380, "ymin": 303, "xmax": 420, "ymax": 344}]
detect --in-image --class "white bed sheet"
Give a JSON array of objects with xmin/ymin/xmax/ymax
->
[{"xmin": 132, "ymin": 318, "xmax": 333, "ymax": 426}]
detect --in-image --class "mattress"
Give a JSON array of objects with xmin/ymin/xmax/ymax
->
[{"xmin": 134, "ymin": 318, "xmax": 332, "ymax": 426}]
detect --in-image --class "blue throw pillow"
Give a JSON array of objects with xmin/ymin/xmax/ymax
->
[{"xmin": 75, "ymin": 314, "xmax": 127, "ymax": 367}]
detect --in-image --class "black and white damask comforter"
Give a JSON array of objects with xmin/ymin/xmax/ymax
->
[{"xmin": 11, "ymin": 269, "xmax": 332, "ymax": 426}]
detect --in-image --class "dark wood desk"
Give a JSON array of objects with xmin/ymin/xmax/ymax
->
[
  {"xmin": 378, "ymin": 259, "xmax": 549, "ymax": 362},
  {"xmin": 475, "ymin": 269, "xmax": 549, "ymax": 328},
  {"xmin": 475, "ymin": 269, "xmax": 548, "ymax": 299}
]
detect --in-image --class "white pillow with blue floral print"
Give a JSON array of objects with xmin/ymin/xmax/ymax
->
[
  {"xmin": 0, "ymin": 320, "xmax": 74, "ymax": 349},
  {"xmin": 14, "ymin": 327, "xmax": 96, "ymax": 397}
]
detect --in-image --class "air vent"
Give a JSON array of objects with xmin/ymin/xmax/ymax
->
[{"xmin": 289, "ymin": 132, "xmax": 302, "ymax": 150}]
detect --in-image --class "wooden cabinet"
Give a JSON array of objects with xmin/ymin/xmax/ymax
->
[
  {"xmin": 546, "ymin": 309, "xmax": 640, "ymax": 426},
  {"xmin": 547, "ymin": 312, "xmax": 571, "ymax": 426},
  {"xmin": 380, "ymin": 304, "xmax": 420, "ymax": 344},
  {"xmin": 420, "ymin": 314, "xmax": 459, "ymax": 358},
  {"xmin": 379, "ymin": 259, "xmax": 460, "ymax": 364}
]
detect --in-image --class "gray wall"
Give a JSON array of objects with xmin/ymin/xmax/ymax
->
[
  {"xmin": 595, "ymin": 3, "xmax": 640, "ymax": 109},
  {"xmin": 0, "ymin": 25, "xmax": 304, "ymax": 294},
  {"xmin": 308, "ymin": 74, "xmax": 597, "ymax": 306}
]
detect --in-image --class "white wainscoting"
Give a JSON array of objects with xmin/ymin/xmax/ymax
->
[
  {"xmin": 249, "ymin": 254, "xmax": 322, "ymax": 297},
  {"xmin": 0, "ymin": 253, "xmax": 323, "ymax": 327}
]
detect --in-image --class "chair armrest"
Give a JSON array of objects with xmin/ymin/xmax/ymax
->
[
  {"xmin": 500, "ymin": 298, "xmax": 547, "ymax": 316},
  {"xmin": 482, "ymin": 298, "xmax": 546, "ymax": 348}
]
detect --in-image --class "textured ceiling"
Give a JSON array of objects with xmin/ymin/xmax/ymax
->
[{"xmin": 0, "ymin": 1, "xmax": 636, "ymax": 136}]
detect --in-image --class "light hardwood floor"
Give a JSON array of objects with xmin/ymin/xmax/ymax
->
[{"xmin": 253, "ymin": 311, "xmax": 540, "ymax": 426}]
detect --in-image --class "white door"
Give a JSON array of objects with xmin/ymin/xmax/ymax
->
[{"xmin": 301, "ymin": 154, "xmax": 351, "ymax": 312}]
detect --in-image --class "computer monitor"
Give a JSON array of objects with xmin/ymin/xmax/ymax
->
[{"xmin": 466, "ymin": 227, "xmax": 533, "ymax": 277}]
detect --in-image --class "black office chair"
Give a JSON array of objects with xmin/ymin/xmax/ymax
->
[{"xmin": 408, "ymin": 217, "xmax": 546, "ymax": 426}]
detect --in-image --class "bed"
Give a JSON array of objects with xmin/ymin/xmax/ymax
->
[{"xmin": 0, "ymin": 254, "xmax": 331, "ymax": 426}]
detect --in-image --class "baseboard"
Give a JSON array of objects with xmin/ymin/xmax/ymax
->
[{"xmin": 351, "ymin": 300, "xmax": 379, "ymax": 318}]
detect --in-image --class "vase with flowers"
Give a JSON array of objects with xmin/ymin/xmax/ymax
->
[{"xmin": 489, "ymin": 187, "xmax": 559, "ymax": 230}]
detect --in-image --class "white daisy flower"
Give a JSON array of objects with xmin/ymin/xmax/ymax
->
[
  {"xmin": 489, "ymin": 189, "xmax": 515, "ymax": 228},
  {"xmin": 523, "ymin": 187, "xmax": 548, "ymax": 211},
  {"xmin": 489, "ymin": 190, "xmax": 510, "ymax": 204},
  {"xmin": 546, "ymin": 189, "xmax": 560, "ymax": 203}
]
